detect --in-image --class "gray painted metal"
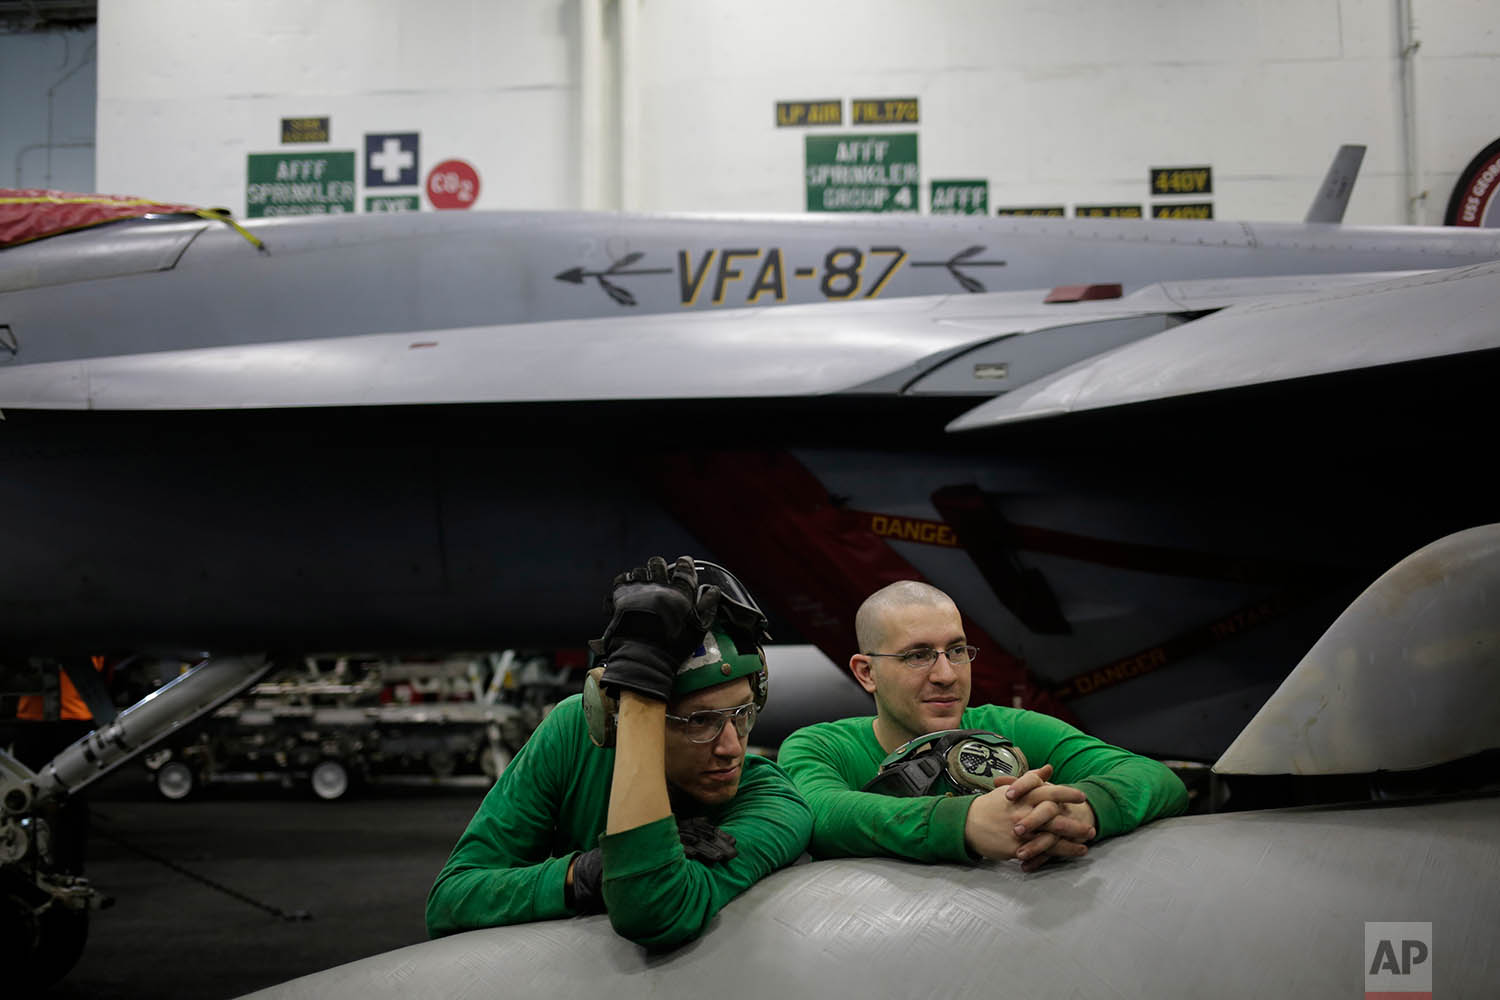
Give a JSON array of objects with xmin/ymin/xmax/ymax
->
[
  {"xmin": 947, "ymin": 259, "xmax": 1500, "ymax": 431},
  {"xmin": 3, "ymin": 207, "xmax": 1499, "ymax": 376},
  {"xmin": 752, "ymin": 644, "xmax": 874, "ymax": 748},
  {"xmin": 1304, "ymin": 144, "xmax": 1366, "ymax": 224},
  {"xmin": 28, "ymin": 654, "xmax": 271, "ymax": 803},
  {"xmin": 0, "ymin": 269, "xmax": 1444, "ymax": 411},
  {"xmin": 1217, "ymin": 524, "xmax": 1500, "ymax": 776},
  {"xmin": 0, "ymin": 218, "xmax": 205, "ymax": 294},
  {"xmin": 239, "ymin": 795, "xmax": 1500, "ymax": 1000}
]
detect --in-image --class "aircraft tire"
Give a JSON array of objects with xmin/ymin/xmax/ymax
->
[
  {"xmin": 310, "ymin": 760, "xmax": 350, "ymax": 801},
  {"xmin": 155, "ymin": 761, "xmax": 196, "ymax": 801},
  {"xmin": 1, "ymin": 884, "xmax": 89, "ymax": 993}
]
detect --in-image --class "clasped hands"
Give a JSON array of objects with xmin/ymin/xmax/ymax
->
[{"xmin": 963, "ymin": 763, "xmax": 1096, "ymax": 873}]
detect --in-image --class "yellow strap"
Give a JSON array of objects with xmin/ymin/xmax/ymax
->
[{"xmin": 193, "ymin": 208, "xmax": 265, "ymax": 252}]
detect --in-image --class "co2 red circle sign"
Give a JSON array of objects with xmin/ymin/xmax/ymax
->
[{"xmin": 426, "ymin": 159, "xmax": 480, "ymax": 210}]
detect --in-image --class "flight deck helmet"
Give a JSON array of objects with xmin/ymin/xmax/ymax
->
[{"xmin": 582, "ymin": 558, "xmax": 771, "ymax": 748}]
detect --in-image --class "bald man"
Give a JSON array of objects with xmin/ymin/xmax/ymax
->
[{"xmin": 778, "ymin": 581, "xmax": 1187, "ymax": 870}]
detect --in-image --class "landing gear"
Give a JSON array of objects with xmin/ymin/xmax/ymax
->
[{"xmin": 0, "ymin": 885, "xmax": 90, "ymax": 994}]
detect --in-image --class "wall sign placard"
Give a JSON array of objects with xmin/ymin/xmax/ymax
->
[
  {"xmin": 281, "ymin": 117, "xmax": 330, "ymax": 144},
  {"xmin": 1444, "ymin": 137, "xmax": 1500, "ymax": 226},
  {"xmin": 995, "ymin": 206, "xmax": 1065, "ymax": 217},
  {"xmin": 366, "ymin": 195, "xmax": 421, "ymax": 213},
  {"xmin": 851, "ymin": 98, "xmax": 919, "ymax": 125},
  {"xmin": 776, "ymin": 100, "xmax": 843, "ymax": 127},
  {"xmin": 1150, "ymin": 166, "xmax": 1213, "ymax": 195},
  {"xmin": 805, "ymin": 134, "xmax": 918, "ymax": 212},
  {"xmin": 1152, "ymin": 202, "xmax": 1214, "ymax": 219},
  {"xmin": 365, "ymin": 132, "xmax": 420, "ymax": 187},
  {"xmin": 245, "ymin": 152, "xmax": 356, "ymax": 217},
  {"xmin": 426, "ymin": 159, "xmax": 481, "ymax": 210},
  {"xmin": 930, "ymin": 179, "xmax": 988, "ymax": 215},
  {"xmin": 1076, "ymin": 204, "xmax": 1143, "ymax": 218}
]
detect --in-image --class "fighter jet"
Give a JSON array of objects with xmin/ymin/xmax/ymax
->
[
  {"xmin": 3, "ymin": 147, "xmax": 1499, "ymax": 756},
  {"xmin": 4, "ymin": 147, "xmax": 1500, "ymax": 990}
]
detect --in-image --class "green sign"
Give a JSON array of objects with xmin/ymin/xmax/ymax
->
[
  {"xmin": 365, "ymin": 195, "xmax": 421, "ymax": 213},
  {"xmin": 930, "ymin": 179, "xmax": 988, "ymax": 215},
  {"xmin": 246, "ymin": 152, "xmax": 356, "ymax": 218},
  {"xmin": 805, "ymin": 134, "xmax": 918, "ymax": 213}
]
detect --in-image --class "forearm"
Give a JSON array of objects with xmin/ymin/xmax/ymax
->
[
  {"xmin": 807, "ymin": 784, "xmax": 972, "ymax": 861},
  {"xmin": 1004, "ymin": 707, "xmax": 1187, "ymax": 839},
  {"xmin": 1069, "ymin": 758, "xmax": 1187, "ymax": 838},
  {"xmin": 602, "ymin": 761, "xmax": 812, "ymax": 949},
  {"xmin": 607, "ymin": 691, "xmax": 670, "ymax": 835},
  {"xmin": 780, "ymin": 732, "xmax": 972, "ymax": 862},
  {"xmin": 426, "ymin": 853, "xmax": 574, "ymax": 936}
]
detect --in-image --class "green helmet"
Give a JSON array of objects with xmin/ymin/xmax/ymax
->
[{"xmin": 674, "ymin": 629, "xmax": 769, "ymax": 709}]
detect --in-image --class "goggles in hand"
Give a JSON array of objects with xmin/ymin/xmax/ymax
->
[{"xmin": 862, "ymin": 729, "xmax": 1028, "ymax": 798}]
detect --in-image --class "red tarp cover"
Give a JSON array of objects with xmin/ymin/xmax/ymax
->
[{"xmin": 0, "ymin": 188, "xmax": 206, "ymax": 248}]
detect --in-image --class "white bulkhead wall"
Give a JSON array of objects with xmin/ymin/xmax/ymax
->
[{"xmin": 92, "ymin": 0, "xmax": 1500, "ymax": 225}]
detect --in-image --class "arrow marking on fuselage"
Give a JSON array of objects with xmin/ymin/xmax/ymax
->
[
  {"xmin": 910, "ymin": 245, "xmax": 1007, "ymax": 293},
  {"xmin": 553, "ymin": 252, "xmax": 672, "ymax": 306}
]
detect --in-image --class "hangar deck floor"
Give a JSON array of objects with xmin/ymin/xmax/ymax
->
[{"xmin": 42, "ymin": 770, "xmax": 483, "ymax": 1000}]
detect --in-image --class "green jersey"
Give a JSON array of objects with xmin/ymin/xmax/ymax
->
[
  {"xmin": 426, "ymin": 694, "xmax": 812, "ymax": 950},
  {"xmin": 777, "ymin": 704, "xmax": 1188, "ymax": 861}
]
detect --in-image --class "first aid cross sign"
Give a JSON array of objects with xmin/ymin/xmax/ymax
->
[{"xmin": 365, "ymin": 133, "xmax": 419, "ymax": 187}]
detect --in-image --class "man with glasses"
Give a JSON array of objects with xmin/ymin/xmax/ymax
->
[
  {"xmin": 426, "ymin": 557, "xmax": 811, "ymax": 949},
  {"xmin": 778, "ymin": 580, "xmax": 1186, "ymax": 871}
]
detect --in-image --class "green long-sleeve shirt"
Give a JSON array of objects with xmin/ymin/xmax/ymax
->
[
  {"xmin": 425, "ymin": 694, "xmax": 812, "ymax": 950},
  {"xmin": 777, "ymin": 704, "xmax": 1187, "ymax": 862}
]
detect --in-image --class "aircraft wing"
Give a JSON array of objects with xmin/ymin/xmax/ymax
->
[
  {"xmin": 0, "ymin": 269, "xmax": 1442, "ymax": 411},
  {"xmin": 948, "ymin": 258, "xmax": 1500, "ymax": 431}
]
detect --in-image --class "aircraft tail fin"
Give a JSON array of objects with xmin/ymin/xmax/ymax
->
[{"xmin": 1303, "ymin": 144, "xmax": 1366, "ymax": 223}]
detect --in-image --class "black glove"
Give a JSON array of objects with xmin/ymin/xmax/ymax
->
[
  {"xmin": 676, "ymin": 815, "xmax": 738, "ymax": 864},
  {"xmin": 567, "ymin": 847, "xmax": 605, "ymax": 914},
  {"xmin": 598, "ymin": 556, "xmax": 720, "ymax": 702}
]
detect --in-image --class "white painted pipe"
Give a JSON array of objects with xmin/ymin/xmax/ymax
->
[
  {"xmin": 1397, "ymin": 0, "xmax": 1425, "ymax": 224},
  {"xmin": 579, "ymin": 0, "xmax": 603, "ymax": 210},
  {"xmin": 618, "ymin": 0, "xmax": 640, "ymax": 211}
]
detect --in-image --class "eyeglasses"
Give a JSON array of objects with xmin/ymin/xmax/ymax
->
[
  {"xmin": 865, "ymin": 644, "xmax": 979, "ymax": 670},
  {"xmin": 665, "ymin": 701, "xmax": 758, "ymax": 744}
]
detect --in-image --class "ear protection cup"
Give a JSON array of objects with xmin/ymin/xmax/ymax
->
[
  {"xmin": 581, "ymin": 666, "xmax": 618, "ymax": 748},
  {"xmin": 862, "ymin": 729, "xmax": 1028, "ymax": 797},
  {"xmin": 748, "ymin": 648, "xmax": 769, "ymax": 713}
]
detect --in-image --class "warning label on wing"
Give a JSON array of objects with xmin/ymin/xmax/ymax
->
[{"xmin": 863, "ymin": 512, "xmax": 960, "ymax": 547}]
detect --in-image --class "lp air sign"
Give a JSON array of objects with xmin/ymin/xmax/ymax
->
[{"xmin": 427, "ymin": 159, "xmax": 481, "ymax": 210}]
